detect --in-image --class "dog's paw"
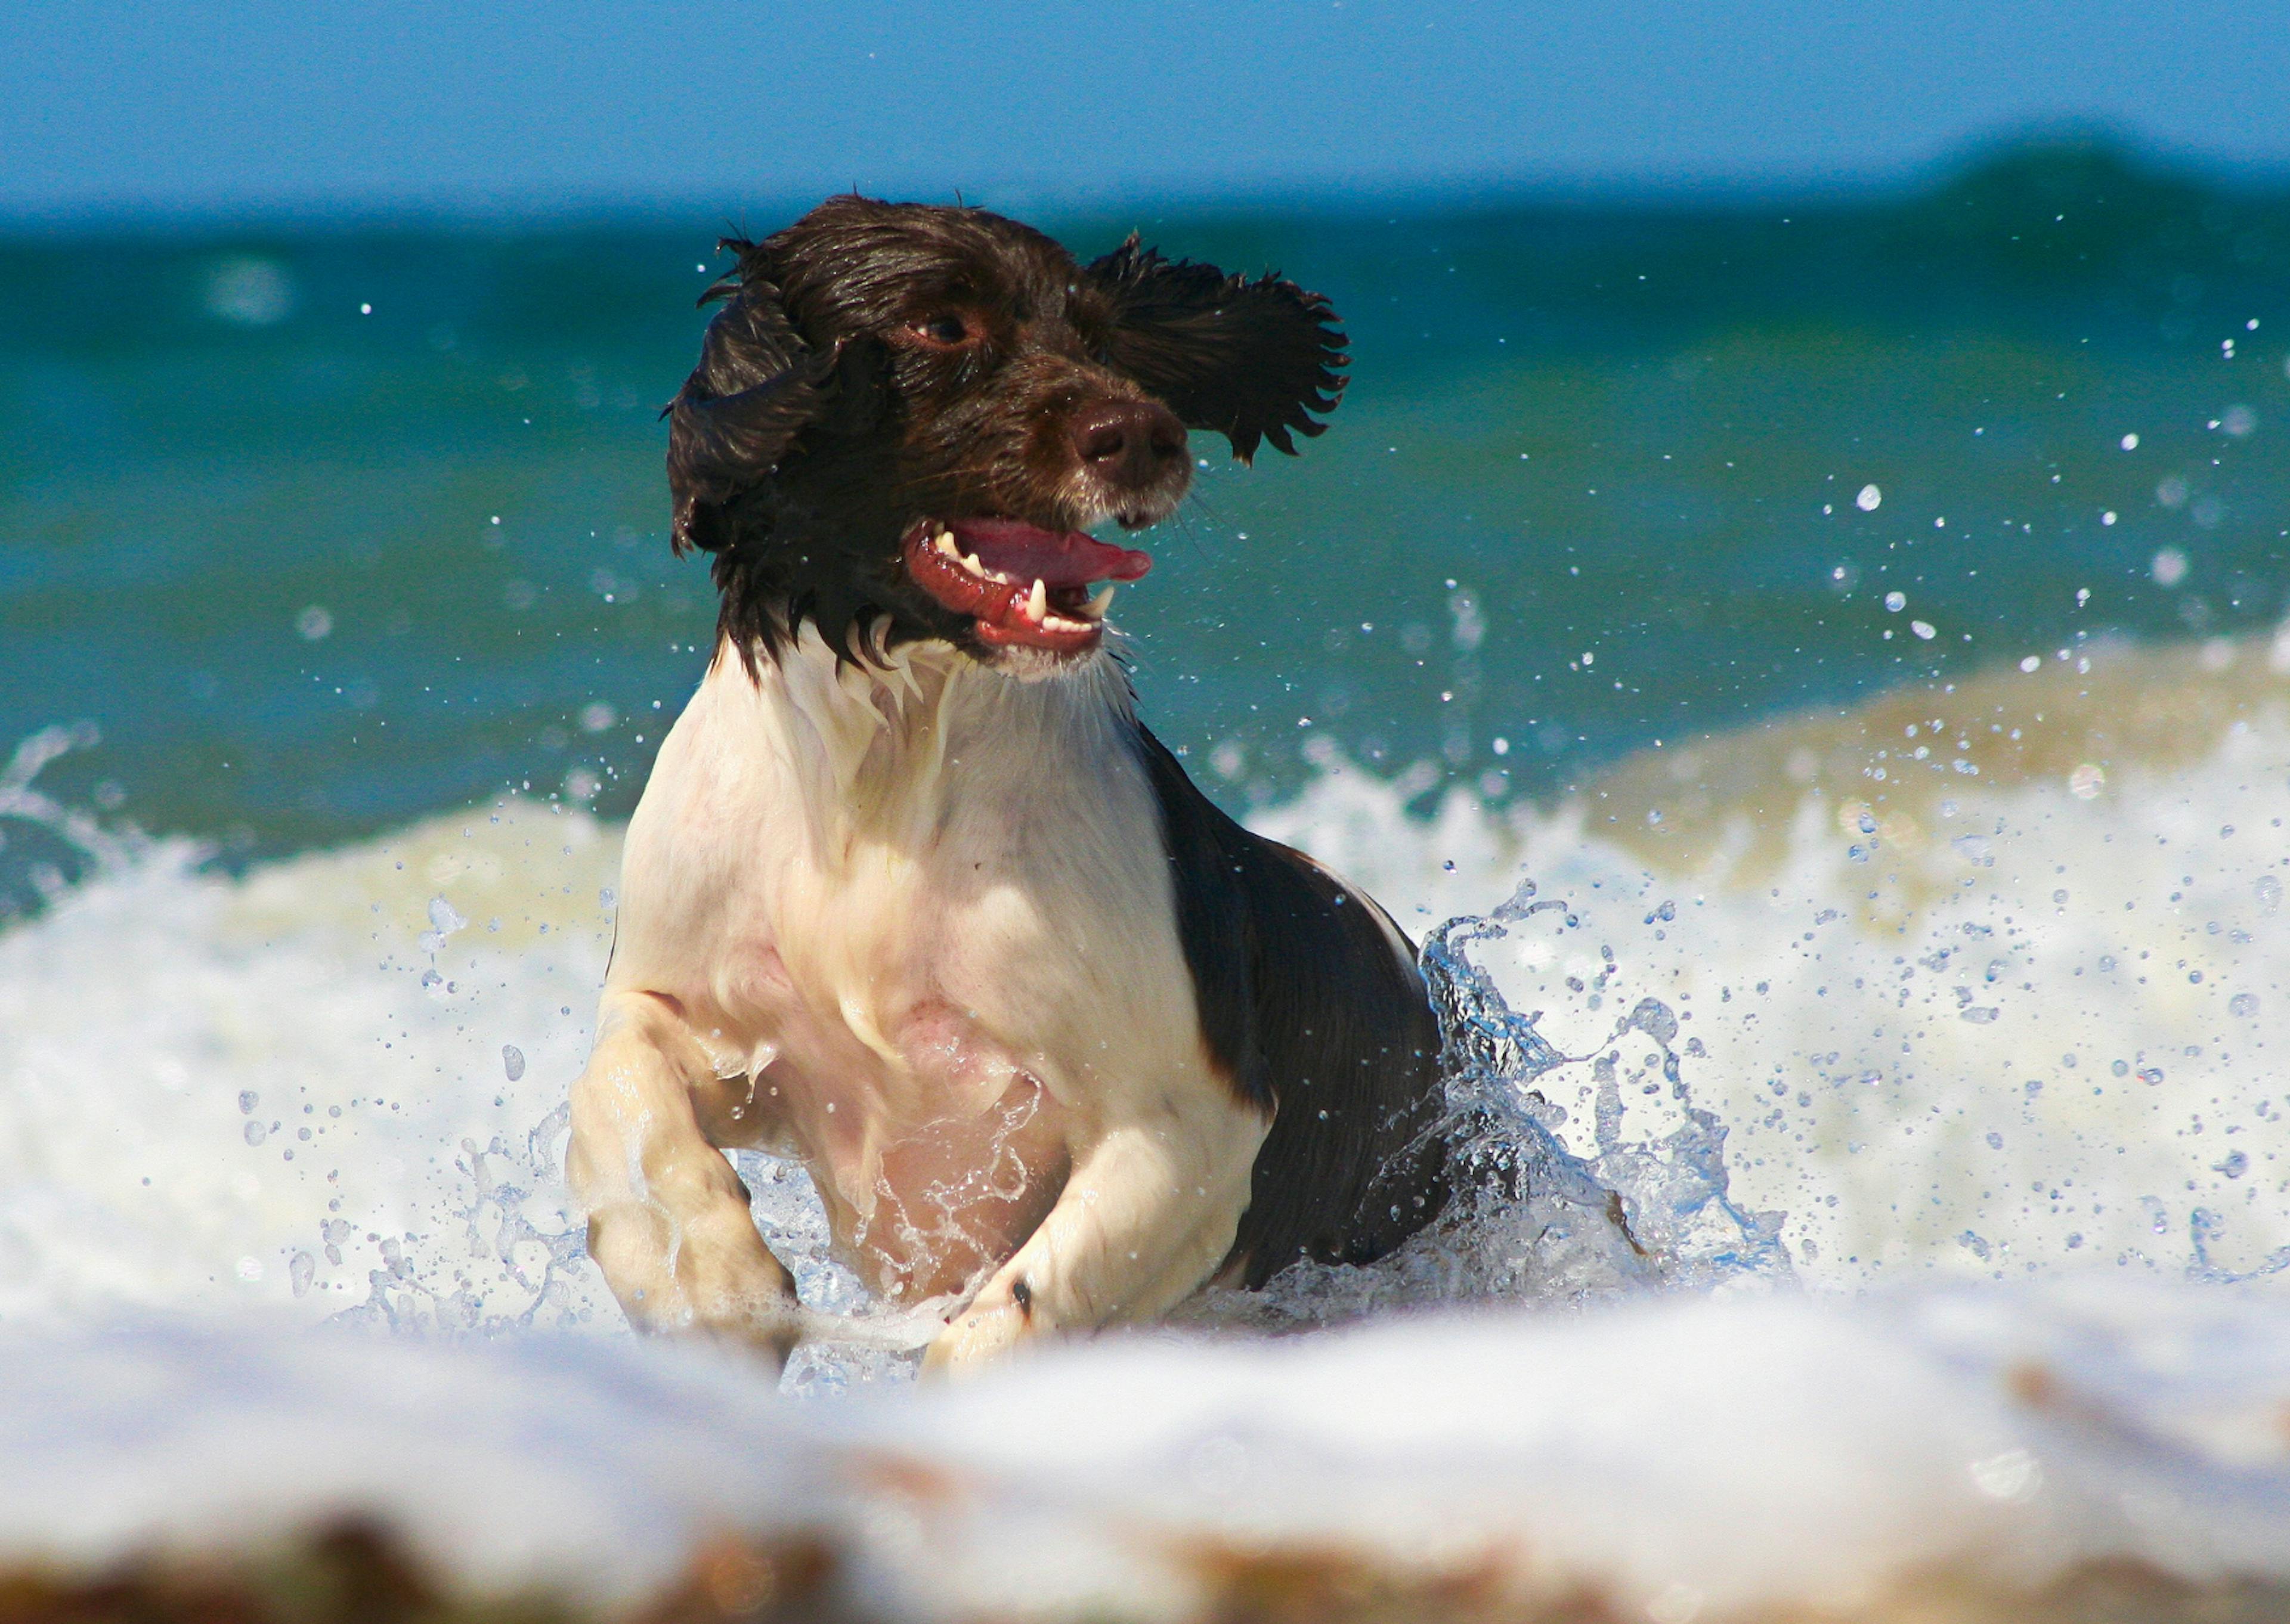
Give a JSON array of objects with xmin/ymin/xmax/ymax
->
[
  {"xmin": 918, "ymin": 1297, "xmax": 1029, "ymax": 1378},
  {"xmin": 701, "ymin": 1299, "xmax": 804, "ymax": 1374}
]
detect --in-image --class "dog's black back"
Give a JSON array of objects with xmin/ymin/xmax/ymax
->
[{"xmin": 1135, "ymin": 729, "xmax": 1451, "ymax": 1283}]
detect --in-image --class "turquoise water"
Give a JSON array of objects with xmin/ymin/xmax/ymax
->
[{"xmin": 4, "ymin": 137, "xmax": 2287, "ymax": 909}]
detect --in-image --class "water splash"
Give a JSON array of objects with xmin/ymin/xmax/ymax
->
[
  {"xmin": 333, "ymin": 1105, "xmax": 593, "ymax": 1337},
  {"xmin": 733, "ymin": 1152, "xmax": 937, "ymax": 1395},
  {"xmin": 1174, "ymin": 877, "xmax": 1792, "ymax": 1334},
  {"xmin": 2188, "ymin": 1205, "xmax": 2290, "ymax": 1285},
  {"xmin": 0, "ymin": 723, "xmax": 142, "ymax": 919}
]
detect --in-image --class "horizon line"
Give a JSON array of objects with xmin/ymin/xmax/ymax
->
[{"xmin": 5, "ymin": 122, "xmax": 2287, "ymax": 240}]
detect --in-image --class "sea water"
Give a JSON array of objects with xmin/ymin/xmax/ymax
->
[
  {"xmin": 7, "ymin": 137, "xmax": 2290, "ymax": 878},
  {"xmin": 5, "ymin": 137, "xmax": 2290, "ymax": 1611}
]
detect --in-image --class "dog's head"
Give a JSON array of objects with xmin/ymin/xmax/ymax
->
[{"xmin": 667, "ymin": 196, "xmax": 1347, "ymax": 671}]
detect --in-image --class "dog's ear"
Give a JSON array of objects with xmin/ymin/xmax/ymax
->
[
  {"xmin": 666, "ymin": 240, "xmax": 846, "ymax": 555},
  {"xmin": 1082, "ymin": 234, "xmax": 1347, "ymax": 463}
]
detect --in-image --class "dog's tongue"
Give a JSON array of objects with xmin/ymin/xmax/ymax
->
[{"xmin": 948, "ymin": 518, "xmax": 1152, "ymax": 587}]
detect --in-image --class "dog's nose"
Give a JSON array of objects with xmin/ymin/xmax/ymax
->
[{"xmin": 1071, "ymin": 401, "xmax": 1187, "ymax": 488}]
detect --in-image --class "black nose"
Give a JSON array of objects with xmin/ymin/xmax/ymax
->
[{"xmin": 1070, "ymin": 400, "xmax": 1187, "ymax": 488}]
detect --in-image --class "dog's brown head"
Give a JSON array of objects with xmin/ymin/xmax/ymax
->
[{"xmin": 666, "ymin": 196, "xmax": 1347, "ymax": 670}]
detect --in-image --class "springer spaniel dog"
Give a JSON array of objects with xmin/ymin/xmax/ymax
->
[{"xmin": 567, "ymin": 197, "xmax": 1450, "ymax": 1374}]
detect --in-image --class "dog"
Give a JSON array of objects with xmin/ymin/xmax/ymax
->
[{"xmin": 567, "ymin": 197, "xmax": 1452, "ymax": 1374}]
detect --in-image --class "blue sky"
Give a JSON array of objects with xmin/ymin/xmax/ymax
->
[{"xmin": 5, "ymin": 0, "xmax": 2288, "ymax": 217}]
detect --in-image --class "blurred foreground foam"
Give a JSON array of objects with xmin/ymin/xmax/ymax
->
[{"xmin": 5, "ymin": 1280, "xmax": 2290, "ymax": 1622}]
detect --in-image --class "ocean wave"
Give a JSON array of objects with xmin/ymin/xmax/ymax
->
[
  {"xmin": 2, "ymin": 635, "xmax": 2287, "ymax": 1351},
  {"xmin": 1257, "ymin": 632, "xmax": 2290, "ymax": 1288}
]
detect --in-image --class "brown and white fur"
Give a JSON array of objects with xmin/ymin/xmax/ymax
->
[{"xmin": 567, "ymin": 198, "xmax": 1452, "ymax": 1375}]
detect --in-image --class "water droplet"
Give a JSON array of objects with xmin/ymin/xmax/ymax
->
[
  {"xmin": 237, "ymin": 1090, "xmax": 258, "ymax": 1115},
  {"xmin": 1883, "ymin": 590, "xmax": 1907, "ymax": 612},
  {"xmin": 1856, "ymin": 484, "xmax": 1882, "ymax": 511},
  {"xmin": 2217, "ymin": 1151, "xmax": 2249, "ymax": 1180},
  {"xmin": 2138, "ymin": 1067, "xmax": 2165, "ymax": 1086},
  {"xmin": 2230, "ymin": 992, "xmax": 2260, "ymax": 1018},
  {"xmin": 205, "ymin": 256, "xmax": 297, "ymax": 326},
  {"xmin": 243, "ymin": 1121, "xmax": 268, "ymax": 1146},
  {"xmin": 2256, "ymin": 874, "xmax": 2283, "ymax": 913},
  {"xmin": 502, "ymin": 1044, "xmax": 527, "ymax": 1082},
  {"xmin": 1968, "ymin": 1447, "xmax": 2041, "ymax": 1504},
  {"xmin": 1626, "ymin": 998, "xmax": 1679, "ymax": 1046}
]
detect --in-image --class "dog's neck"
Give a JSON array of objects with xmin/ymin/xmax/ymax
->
[{"xmin": 712, "ymin": 619, "xmax": 1140, "ymax": 854}]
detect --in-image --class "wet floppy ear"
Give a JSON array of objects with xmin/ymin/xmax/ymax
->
[
  {"xmin": 1082, "ymin": 234, "xmax": 1347, "ymax": 463},
  {"xmin": 666, "ymin": 240, "xmax": 844, "ymax": 555}
]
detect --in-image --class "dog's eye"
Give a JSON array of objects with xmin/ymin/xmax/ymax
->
[{"xmin": 912, "ymin": 313, "xmax": 972, "ymax": 348}]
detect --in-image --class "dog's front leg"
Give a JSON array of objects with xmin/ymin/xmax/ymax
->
[
  {"xmin": 921, "ymin": 1095, "xmax": 1269, "ymax": 1375},
  {"xmin": 567, "ymin": 988, "xmax": 800, "ymax": 1363}
]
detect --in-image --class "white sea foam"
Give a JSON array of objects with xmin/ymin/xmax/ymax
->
[
  {"xmin": 1, "ymin": 634, "xmax": 2286, "ymax": 1343},
  {"xmin": 1256, "ymin": 634, "xmax": 2290, "ymax": 1293},
  {"xmin": 0, "ymin": 777, "xmax": 620, "ymax": 1334}
]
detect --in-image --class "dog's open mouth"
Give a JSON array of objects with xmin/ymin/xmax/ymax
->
[{"xmin": 901, "ymin": 519, "xmax": 1153, "ymax": 655}]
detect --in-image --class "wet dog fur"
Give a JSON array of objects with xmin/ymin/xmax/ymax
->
[{"xmin": 567, "ymin": 197, "xmax": 1451, "ymax": 1374}]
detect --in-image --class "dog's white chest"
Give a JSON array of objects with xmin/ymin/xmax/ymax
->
[{"xmin": 604, "ymin": 633, "xmax": 1211, "ymax": 1298}]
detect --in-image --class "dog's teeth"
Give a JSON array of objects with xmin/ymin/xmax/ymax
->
[
  {"xmin": 1084, "ymin": 584, "xmax": 1116, "ymax": 619},
  {"xmin": 1043, "ymin": 614, "xmax": 1090, "ymax": 635},
  {"xmin": 1028, "ymin": 578, "xmax": 1048, "ymax": 621},
  {"xmin": 962, "ymin": 552, "xmax": 986, "ymax": 577},
  {"xmin": 934, "ymin": 531, "xmax": 959, "ymax": 557}
]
